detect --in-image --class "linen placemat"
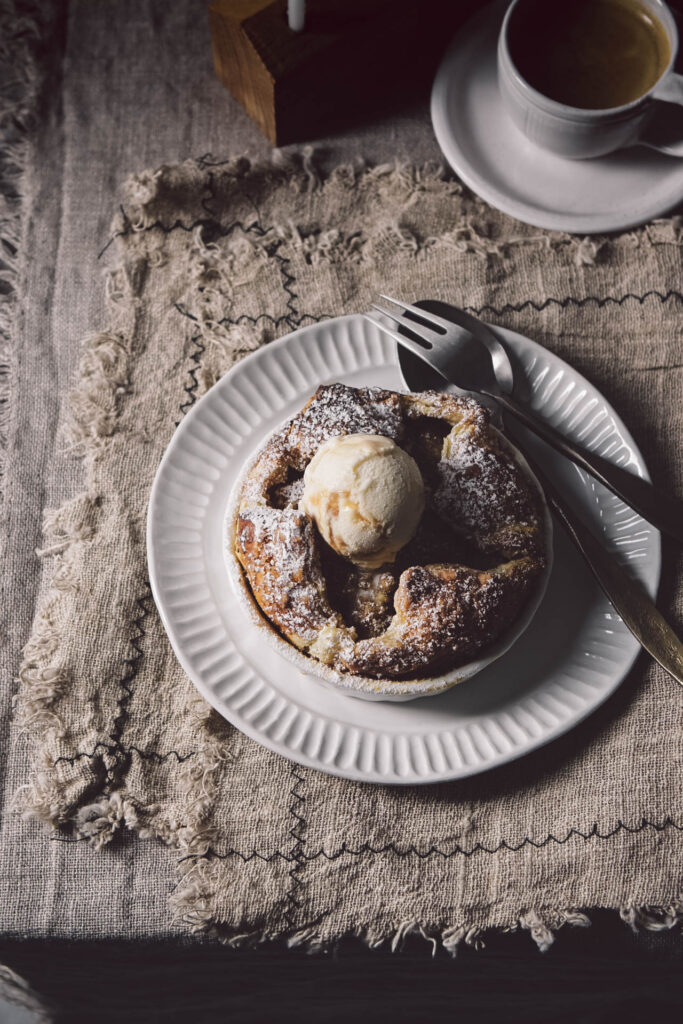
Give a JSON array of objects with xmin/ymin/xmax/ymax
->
[{"xmin": 15, "ymin": 154, "xmax": 682, "ymax": 949}]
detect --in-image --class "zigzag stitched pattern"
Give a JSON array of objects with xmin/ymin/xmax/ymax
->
[
  {"xmin": 53, "ymin": 744, "xmax": 196, "ymax": 768},
  {"xmin": 175, "ymin": 302, "xmax": 334, "ymax": 335},
  {"xmin": 51, "ymin": 589, "xmax": 161, "ymax": 788},
  {"xmin": 104, "ymin": 586, "xmax": 152, "ymax": 784},
  {"xmin": 302, "ymin": 816, "xmax": 683, "ymax": 860},
  {"xmin": 175, "ymin": 330, "xmax": 206, "ymax": 425},
  {"xmin": 468, "ymin": 288, "xmax": 683, "ymax": 318},
  {"xmin": 97, "ymin": 203, "xmax": 262, "ymax": 261},
  {"xmin": 283, "ymin": 767, "xmax": 307, "ymax": 931},
  {"xmin": 175, "ymin": 816, "xmax": 683, "ymax": 868}
]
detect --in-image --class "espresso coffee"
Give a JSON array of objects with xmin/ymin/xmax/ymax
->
[{"xmin": 507, "ymin": 0, "xmax": 671, "ymax": 109}]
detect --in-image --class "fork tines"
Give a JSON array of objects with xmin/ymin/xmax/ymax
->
[{"xmin": 362, "ymin": 311, "xmax": 434, "ymax": 356}]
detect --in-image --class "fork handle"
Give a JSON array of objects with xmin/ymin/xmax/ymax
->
[{"xmin": 488, "ymin": 390, "xmax": 683, "ymax": 543}]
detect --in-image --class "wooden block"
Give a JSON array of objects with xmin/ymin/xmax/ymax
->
[{"xmin": 209, "ymin": 0, "xmax": 482, "ymax": 145}]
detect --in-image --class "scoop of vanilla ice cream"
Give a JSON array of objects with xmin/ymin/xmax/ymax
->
[{"xmin": 300, "ymin": 433, "xmax": 425, "ymax": 569}]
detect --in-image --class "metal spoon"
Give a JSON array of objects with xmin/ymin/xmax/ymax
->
[{"xmin": 396, "ymin": 299, "xmax": 683, "ymax": 687}]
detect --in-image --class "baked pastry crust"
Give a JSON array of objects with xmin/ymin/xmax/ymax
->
[{"xmin": 234, "ymin": 384, "xmax": 547, "ymax": 681}]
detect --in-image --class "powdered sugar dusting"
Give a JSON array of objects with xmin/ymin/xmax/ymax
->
[
  {"xmin": 236, "ymin": 506, "xmax": 349, "ymax": 648},
  {"xmin": 285, "ymin": 383, "xmax": 403, "ymax": 468},
  {"xmin": 434, "ymin": 435, "xmax": 542, "ymax": 558},
  {"xmin": 234, "ymin": 384, "xmax": 547, "ymax": 680}
]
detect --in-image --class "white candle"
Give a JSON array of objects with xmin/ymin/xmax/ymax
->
[{"xmin": 288, "ymin": 0, "xmax": 305, "ymax": 32}]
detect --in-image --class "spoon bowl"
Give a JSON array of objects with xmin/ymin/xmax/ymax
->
[{"xmin": 396, "ymin": 299, "xmax": 514, "ymax": 427}]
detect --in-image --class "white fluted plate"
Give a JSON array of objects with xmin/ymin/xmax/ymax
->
[{"xmin": 147, "ymin": 315, "xmax": 660, "ymax": 784}]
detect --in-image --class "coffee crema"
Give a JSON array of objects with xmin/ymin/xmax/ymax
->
[{"xmin": 507, "ymin": 0, "xmax": 671, "ymax": 110}]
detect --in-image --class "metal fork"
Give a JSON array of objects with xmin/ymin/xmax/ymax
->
[{"xmin": 364, "ymin": 295, "xmax": 683, "ymax": 544}]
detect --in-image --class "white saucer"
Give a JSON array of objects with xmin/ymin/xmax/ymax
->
[
  {"xmin": 147, "ymin": 315, "xmax": 660, "ymax": 785},
  {"xmin": 431, "ymin": 1, "xmax": 683, "ymax": 234}
]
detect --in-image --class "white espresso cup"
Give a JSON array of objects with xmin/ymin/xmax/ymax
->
[{"xmin": 498, "ymin": 0, "xmax": 683, "ymax": 159}]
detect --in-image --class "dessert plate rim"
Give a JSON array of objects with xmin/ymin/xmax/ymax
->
[{"xmin": 147, "ymin": 313, "xmax": 660, "ymax": 785}]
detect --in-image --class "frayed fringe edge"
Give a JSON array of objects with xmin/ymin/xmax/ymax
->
[
  {"xmin": 116, "ymin": 149, "xmax": 683, "ymax": 274},
  {"xmin": 165, "ymin": 901, "xmax": 683, "ymax": 955},
  {"xmin": 0, "ymin": 1, "xmax": 48, "ymax": 510},
  {"xmin": 15, "ymin": 195, "xmax": 236, "ymax": 848},
  {"xmin": 14, "ymin": 254, "xmax": 138, "ymax": 771},
  {"xmin": 168, "ymin": 855, "xmax": 681, "ymax": 953}
]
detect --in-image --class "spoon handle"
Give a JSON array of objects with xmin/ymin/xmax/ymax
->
[
  {"xmin": 491, "ymin": 390, "xmax": 683, "ymax": 544},
  {"xmin": 526, "ymin": 458, "xmax": 683, "ymax": 688}
]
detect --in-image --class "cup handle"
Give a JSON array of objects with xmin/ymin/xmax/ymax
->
[{"xmin": 638, "ymin": 73, "xmax": 683, "ymax": 156}]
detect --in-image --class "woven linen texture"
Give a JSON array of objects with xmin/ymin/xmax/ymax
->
[{"xmin": 15, "ymin": 155, "xmax": 683, "ymax": 948}]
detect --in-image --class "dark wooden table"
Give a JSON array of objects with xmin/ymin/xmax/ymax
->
[{"xmin": 2, "ymin": 915, "xmax": 682, "ymax": 1022}]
